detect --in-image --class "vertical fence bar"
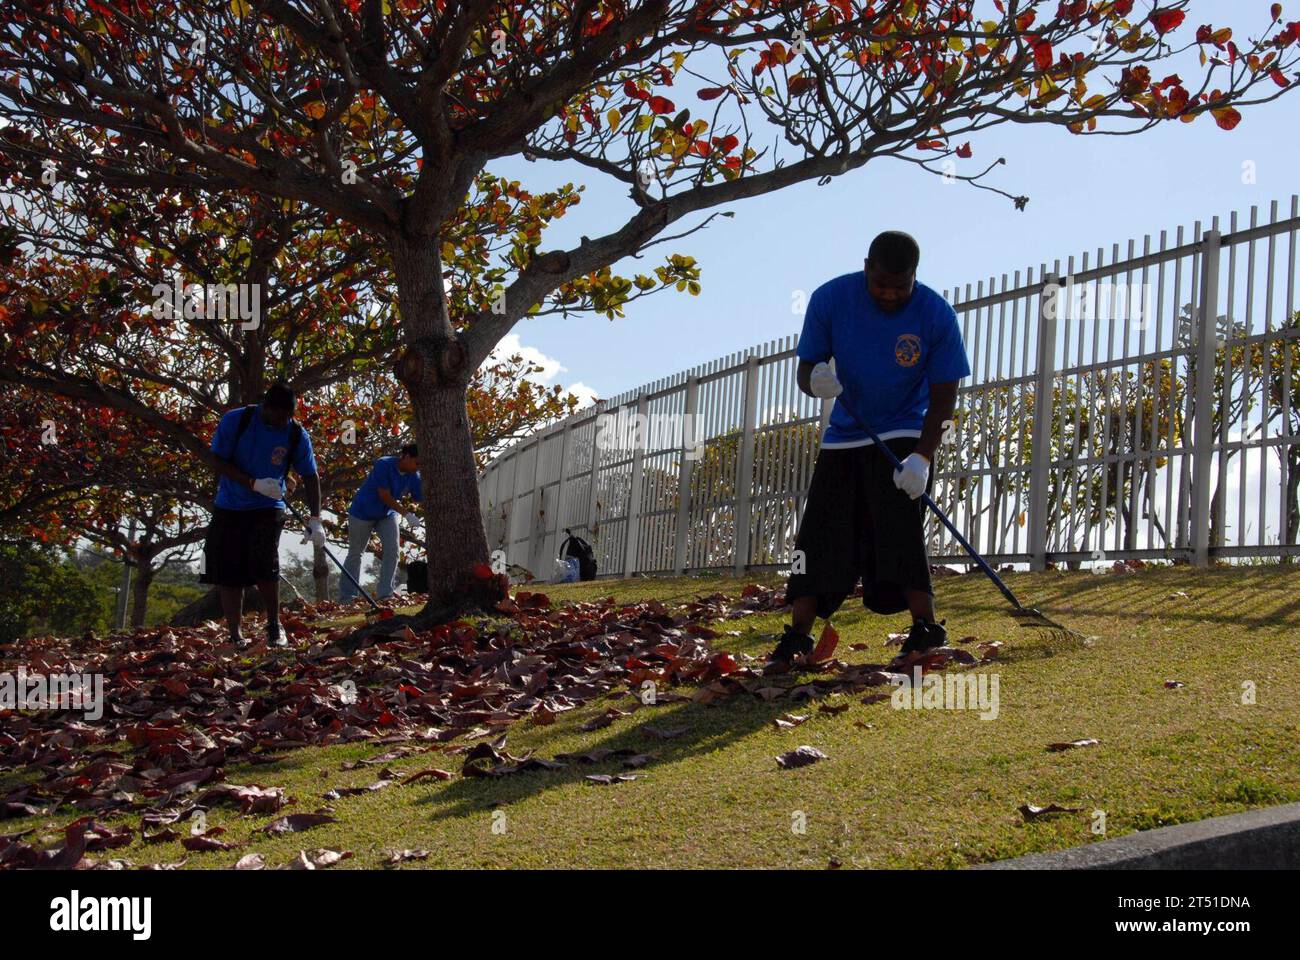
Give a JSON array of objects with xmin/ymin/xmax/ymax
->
[
  {"xmin": 527, "ymin": 430, "xmax": 545, "ymax": 573},
  {"xmin": 623, "ymin": 393, "xmax": 649, "ymax": 575},
  {"xmin": 1191, "ymin": 230, "xmax": 1222, "ymax": 567},
  {"xmin": 1029, "ymin": 272, "xmax": 1059, "ymax": 570},
  {"xmin": 586, "ymin": 400, "xmax": 606, "ymax": 543},
  {"xmin": 673, "ymin": 376, "xmax": 699, "ymax": 574},
  {"xmin": 734, "ymin": 354, "xmax": 760, "ymax": 575},
  {"xmin": 550, "ymin": 419, "xmax": 572, "ymax": 579}
]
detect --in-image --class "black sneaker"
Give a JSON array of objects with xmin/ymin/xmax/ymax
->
[
  {"xmin": 266, "ymin": 620, "xmax": 287, "ymax": 648},
  {"xmin": 764, "ymin": 625, "xmax": 815, "ymax": 674},
  {"xmin": 899, "ymin": 619, "xmax": 948, "ymax": 655}
]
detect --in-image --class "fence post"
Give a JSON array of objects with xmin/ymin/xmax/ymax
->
[
  {"xmin": 1028, "ymin": 272, "xmax": 1060, "ymax": 572},
  {"xmin": 586, "ymin": 400, "xmax": 606, "ymax": 540},
  {"xmin": 526, "ymin": 429, "xmax": 546, "ymax": 574},
  {"xmin": 673, "ymin": 376, "xmax": 699, "ymax": 575},
  {"xmin": 548, "ymin": 419, "xmax": 572, "ymax": 581},
  {"xmin": 1190, "ymin": 230, "xmax": 1222, "ymax": 568},
  {"xmin": 623, "ymin": 393, "xmax": 649, "ymax": 576},
  {"xmin": 734, "ymin": 355, "xmax": 760, "ymax": 575}
]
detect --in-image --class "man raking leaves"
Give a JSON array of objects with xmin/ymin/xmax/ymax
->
[
  {"xmin": 768, "ymin": 231, "xmax": 971, "ymax": 674},
  {"xmin": 201, "ymin": 381, "xmax": 324, "ymax": 648},
  {"xmin": 340, "ymin": 444, "xmax": 423, "ymax": 603}
]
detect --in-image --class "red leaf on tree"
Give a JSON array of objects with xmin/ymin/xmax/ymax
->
[
  {"xmin": 956, "ymin": 142, "xmax": 972, "ymax": 158},
  {"xmin": 1269, "ymin": 68, "xmax": 1289, "ymax": 88},
  {"xmin": 1031, "ymin": 38, "xmax": 1053, "ymax": 71},
  {"xmin": 1149, "ymin": 9, "xmax": 1186, "ymax": 36},
  {"xmin": 697, "ymin": 86, "xmax": 727, "ymax": 100},
  {"xmin": 648, "ymin": 96, "xmax": 675, "ymax": 114},
  {"xmin": 1212, "ymin": 106, "xmax": 1242, "ymax": 130}
]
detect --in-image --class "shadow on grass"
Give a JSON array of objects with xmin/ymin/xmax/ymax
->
[{"xmin": 414, "ymin": 686, "xmax": 806, "ymax": 821}]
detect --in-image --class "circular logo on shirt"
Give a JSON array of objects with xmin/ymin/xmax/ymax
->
[
  {"xmin": 894, "ymin": 334, "xmax": 922, "ymax": 367},
  {"xmin": 270, "ymin": 446, "xmax": 287, "ymax": 466}
]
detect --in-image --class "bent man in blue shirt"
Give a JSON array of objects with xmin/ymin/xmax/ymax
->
[
  {"xmin": 768, "ymin": 231, "xmax": 971, "ymax": 674},
  {"xmin": 340, "ymin": 444, "xmax": 422, "ymax": 602},
  {"xmin": 201, "ymin": 381, "xmax": 324, "ymax": 647}
]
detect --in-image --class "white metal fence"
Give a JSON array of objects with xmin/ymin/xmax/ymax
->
[{"xmin": 479, "ymin": 195, "xmax": 1300, "ymax": 580}]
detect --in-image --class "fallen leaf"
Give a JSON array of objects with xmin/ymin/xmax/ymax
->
[
  {"xmin": 262, "ymin": 813, "xmax": 338, "ymax": 835},
  {"xmin": 400, "ymin": 768, "xmax": 455, "ymax": 785},
  {"xmin": 1047, "ymin": 738, "xmax": 1099, "ymax": 752},
  {"xmin": 776, "ymin": 745, "xmax": 827, "ymax": 769},
  {"xmin": 1019, "ymin": 803, "xmax": 1082, "ymax": 821},
  {"xmin": 386, "ymin": 849, "xmax": 431, "ymax": 864},
  {"xmin": 585, "ymin": 774, "xmax": 637, "ymax": 785}
]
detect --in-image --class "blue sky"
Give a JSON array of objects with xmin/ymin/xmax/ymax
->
[{"xmin": 486, "ymin": 0, "xmax": 1299, "ymax": 406}]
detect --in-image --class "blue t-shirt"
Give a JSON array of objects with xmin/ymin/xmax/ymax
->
[
  {"xmin": 349, "ymin": 456, "xmax": 423, "ymax": 521},
  {"xmin": 797, "ymin": 273, "xmax": 971, "ymax": 448},
  {"xmin": 211, "ymin": 405, "xmax": 318, "ymax": 510}
]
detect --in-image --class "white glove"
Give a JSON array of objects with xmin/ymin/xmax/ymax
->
[
  {"xmin": 303, "ymin": 517, "xmax": 326, "ymax": 547},
  {"xmin": 893, "ymin": 452, "xmax": 930, "ymax": 500},
  {"xmin": 402, "ymin": 511, "xmax": 421, "ymax": 528},
  {"xmin": 252, "ymin": 477, "xmax": 282, "ymax": 499},
  {"xmin": 809, "ymin": 362, "xmax": 843, "ymax": 399}
]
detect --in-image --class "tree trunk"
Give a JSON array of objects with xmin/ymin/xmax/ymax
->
[
  {"xmin": 170, "ymin": 585, "xmax": 264, "ymax": 627},
  {"xmin": 387, "ymin": 237, "xmax": 496, "ymax": 618},
  {"xmin": 312, "ymin": 542, "xmax": 330, "ymax": 602},
  {"xmin": 129, "ymin": 561, "xmax": 154, "ymax": 628}
]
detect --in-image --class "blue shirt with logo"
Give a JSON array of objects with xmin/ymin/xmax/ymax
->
[
  {"xmin": 349, "ymin": 456, "xmax": 423, "ymax": 521},
  {"xmin": 797, "ymin": 273, "xmax": 970, "ymax": 448},
  {"xmin": 211, "ymin": 405, "xmax": 318, "ymax": 510}
]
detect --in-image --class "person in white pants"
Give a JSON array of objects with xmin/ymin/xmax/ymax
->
[{"xmin": 340, "ymin": 444, "xmax": 422, "ymax": 602}]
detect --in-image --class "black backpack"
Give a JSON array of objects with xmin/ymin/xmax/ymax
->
[
  {"xmin": 559, "ymin": 529, "xmax": 597, "ymax": 581},
  {"xmin": 231, "ymin": 404, "xmax": 303, "ymax": 481}
]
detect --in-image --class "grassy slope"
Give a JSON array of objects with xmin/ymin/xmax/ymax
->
[{"xmin": 6, "ymin": 566, "xmax": 1300, "ymax": 869}]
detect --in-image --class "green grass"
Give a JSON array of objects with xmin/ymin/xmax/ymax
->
[{"xmin": 5, "ymin": 565, "xmax": 1300, "ymax": 869}]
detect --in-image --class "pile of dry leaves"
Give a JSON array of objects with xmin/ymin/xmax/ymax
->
[{"xmin": 0, "ymin": 583, "xmax": 987, "ymax": 869}]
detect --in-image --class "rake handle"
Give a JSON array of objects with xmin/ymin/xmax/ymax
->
[{"xmin": 282, "ymin": 499, "xmax": 382, "ymax": 612}]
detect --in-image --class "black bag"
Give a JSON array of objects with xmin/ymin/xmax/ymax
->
[
  {"xmin": 559, "ymin": 530, "xmax": 597, "ymax": 581},
  {"xmin": 405, "ymin": 560, "xmax": 428, "ymax": 594}
]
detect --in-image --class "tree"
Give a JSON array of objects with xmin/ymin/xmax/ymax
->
[
  {"xmin": 0, "ymin": 542, "xmax": 106, "ymax": 641},
  {"xmin": 2, "ymin": 0, "xmax": 1295, "ymax": 631}
]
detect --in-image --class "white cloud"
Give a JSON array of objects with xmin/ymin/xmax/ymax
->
[{"xmin": 484, "ymin": 333, "xmax": 597, "ymax": 409}]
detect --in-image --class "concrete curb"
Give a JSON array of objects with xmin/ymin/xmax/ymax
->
[{"xmin": 974, "ymin": 802, "xmax": 1300, "ymax": 869}]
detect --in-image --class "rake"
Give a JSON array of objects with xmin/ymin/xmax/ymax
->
[
  {"xmin": 834, "ymin": 394, "xmax": 1087, "ymax": 643},
  {"xmin": 283, "ymin": 499, "xmax": 383, "ymax": 615}
]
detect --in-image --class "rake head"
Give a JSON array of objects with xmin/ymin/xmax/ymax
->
[{"xmin": 1008, "ymin": 605, "xmax": 1090, "ymax": 643}]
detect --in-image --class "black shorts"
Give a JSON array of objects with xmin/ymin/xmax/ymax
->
[
  {"xmin": 785, "ymin": 438, "xmax": 933, "ymax": 619},
  {"xmin": 199, "ymin": 507, "xmax": 285, "ymax": 588}
]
